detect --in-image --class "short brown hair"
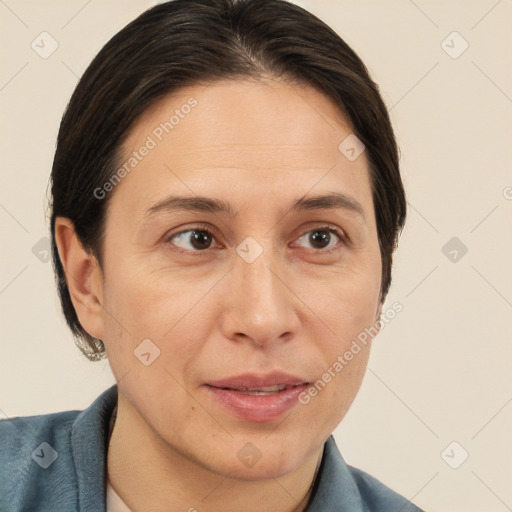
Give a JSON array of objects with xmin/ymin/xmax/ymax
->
[{"xmin": 50, "ymin": 0, "xmax": 406, "ymax": 360}]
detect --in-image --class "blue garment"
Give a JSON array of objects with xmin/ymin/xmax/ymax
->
[{"xmin": 1, "ymin": 385, "xmax": 424, "ymax": 511}]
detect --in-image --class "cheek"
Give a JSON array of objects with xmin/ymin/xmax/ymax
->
[
  {"xmin": 311, "ymin": 258, "xmax": 380, "ymax": 402},
  {"xmin": 102, "ymin": 260, "xmax": 193, "ymax": 338},
  {"xmin": 306, "ymin": 318, "xmax": 373, "ymax": 432},
  {"xmin": 101, "ymin": 271, "xmax": 204, "ymax": 431},
  {"xmin": 333, "ymin": 350, "xmax": 370, "ymax": 414},
  {"xmin": 100, "ymin": 263, "xmax": 213, "ymax": 384},
  {"xmin": 323, "ymin": 268, "xmax": 380, "ymax": 339}
]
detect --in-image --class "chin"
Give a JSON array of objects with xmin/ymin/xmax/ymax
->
[
  {"xmin": 223, "ymin": 455, "xmax": 301, "ymax": 482},
  {"xmin": 205, "ymin": 435, "xmax": 315, "ymax": 482}
]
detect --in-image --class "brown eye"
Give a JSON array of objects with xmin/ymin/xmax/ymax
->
[
  {"xmin": 295, "ymin": 227, "xmax": 344, "ymax": 251},
  {"xmin": 168, "ymin": 229, "xmax": 215, "ymax": 251}
]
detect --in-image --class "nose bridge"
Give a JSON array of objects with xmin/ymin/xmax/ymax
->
[
  {"xmin": 235, "ymin": 235, "xmax": 280, "ymax": 309},
  {"xmin": 224, "ymin": 234, "xmax": 296, "ymax": 344}
]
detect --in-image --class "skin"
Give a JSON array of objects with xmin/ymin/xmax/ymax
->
[{"xmin": 55, "ymin": 77, "xmax": 383, "ymax": 512}]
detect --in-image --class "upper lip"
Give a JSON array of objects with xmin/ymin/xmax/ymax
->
[{"xmin": 205, "ymin": 371, "xmax": 309, "ymax": 391}]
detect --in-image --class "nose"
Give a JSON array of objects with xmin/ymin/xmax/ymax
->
[{"xmin": 219, "ymin": 242, "xmax": 301, "ymax": 348}]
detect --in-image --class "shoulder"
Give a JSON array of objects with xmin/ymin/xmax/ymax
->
[
  {"xmin": 0, "ymin": 407, "xmax": 80, "ymax": 465},
  {"xmin": 0, "ymin": 407, "xmax": 79, "ymax": 443},
  {"xmin": 0, "ymin": 409, "xmax": 80, "ymax": 509},
  {"xmin": 0, "ymin": 385, "xmax": 118, "ymax": 512},
  {"xmin": 346, "ymin": 464, "xmax": 426, "ymax": 512},
  {"xmin": 308, "ymin": 436, "xmax": 425, "ymax": 512}
]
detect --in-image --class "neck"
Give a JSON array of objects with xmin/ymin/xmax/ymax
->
[{"xmin": 107, "ymin": 393, "xmax": 323, "ymax": 512}]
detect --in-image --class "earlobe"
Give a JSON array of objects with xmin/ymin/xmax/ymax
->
[
  {"xmin": 54, "ymin": 217, "xmax": 105, "ymax": 340},
  {"xmin": 374, "ymin": 302, "xmax": 384, "ymax": 336},
  {"xmin": 376, "ymin": 302, "xmax": 383, "ymax": 321}
]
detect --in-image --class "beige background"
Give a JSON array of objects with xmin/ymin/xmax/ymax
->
[{"xmin": 1, "ymin": 1, "xmax": 511, "ymax": 511}]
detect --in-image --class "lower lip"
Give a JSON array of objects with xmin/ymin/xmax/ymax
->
[{"xmin": 204, "ymin": 384, "xmax": 309, "ymax": 422}]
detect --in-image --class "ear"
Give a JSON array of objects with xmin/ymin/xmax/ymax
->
[
  {"xmin": 54, "ymin": 217, "xmax": 105, "ymax": 340},
  {"xmin": 375, "ymin": 302, "xmax": 383, "ymax": 321},
  {"xmin": 371, "ymin": 301, "xmax": 384, "ymax": 338}
]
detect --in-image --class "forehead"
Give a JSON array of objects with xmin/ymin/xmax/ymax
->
[{"xmin": 110, "ymin": 77, "xmax": 373, "ymax": 219}]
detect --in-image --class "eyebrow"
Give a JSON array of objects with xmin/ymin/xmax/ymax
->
[{"xmin": 144, "ymin": 192, "xmax": 365, "ymax": 220}]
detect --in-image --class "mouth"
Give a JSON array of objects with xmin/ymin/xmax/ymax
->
[
  {"xmin": 203, "ymin": 372, "xmax": 310, "ymax": 422},
  {"xmin": 212, "ymin": 383, "xmax": 304, "ymax": 395}
]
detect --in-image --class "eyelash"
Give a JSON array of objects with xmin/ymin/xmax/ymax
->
[{"xmin": 165, "ymin": 223, "xmax": 349, "ymax": 255}]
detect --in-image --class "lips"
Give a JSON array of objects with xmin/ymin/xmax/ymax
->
[
  {"xmin": 203, "ymin": 372, "xmax": 310, "ymax": 422},
  {"xmin": 230, "ymin": 384, "xmax": 288, "ymax": 395},
  {"xmin": 206, "ymin": 371, "xmax": 309, "ymax": 390}
]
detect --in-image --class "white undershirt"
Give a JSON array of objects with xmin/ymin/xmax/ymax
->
[
  {"xmin": 106, "ymin": 404, "xmax": 133, "ymax": 511},
  {"xmin": 106, "ymin": 479, "xmax": 133, "ymax": 512}
]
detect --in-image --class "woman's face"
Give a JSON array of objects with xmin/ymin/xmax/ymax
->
[{"xmin": 96, "ymin": 78, "xmax": 382, "ymax": 479}]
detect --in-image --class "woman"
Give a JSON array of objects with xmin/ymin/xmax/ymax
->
[{"xmin": 0, "ymin": 0, "xmax": 423, "ymax": 510}]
